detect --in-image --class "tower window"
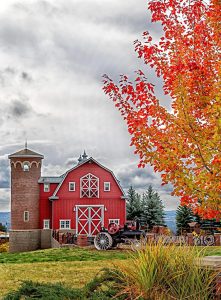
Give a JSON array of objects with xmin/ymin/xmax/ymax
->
[
  {"xmin": 44, "ymin": 183, "xmax": 50, "ymax": 192},
  {"xmin": 104, "ymin": 182, "xmax": 110, "ymax": 191},
  {"xmin": 24, "ymin": 211, "xmax": 29, "ymax": 222},
  {"xmin": 23, "ymin": 162, "xmax": 30, "ymax": 172},
  {"xmin": 69, "ymin": 182, "xmax": 76, "ymax": 191}
]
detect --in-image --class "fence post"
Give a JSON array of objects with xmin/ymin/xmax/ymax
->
[
  {"xmin": 58, "ymin": 233, "xmax": 63, "ymax": 244},
  {"xmin": 146, "ymin": 233, "xmax": 155, "ymax": 244},
  {"xmin": 214, "ymin": 233, "xmax": 221, "ymax": 246},
  {"xmin": 187, "ymin": 233, "xmax": 193, "ymax": 246},
  {"xmin": 77, "ymin": 235, "xmax": 88, "ymax": 246},
  {"xmin": 200, "ymin": 256, "xmax": 221, "ymax": 299}
]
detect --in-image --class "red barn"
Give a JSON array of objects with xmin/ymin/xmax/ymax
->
[
  {"xmin": 39, "ymin": 152, "xmax": 126, "ymax": 235},
  {"xmin": 8, "ymin": 147, "xmax": 126, "ymax": 252}
]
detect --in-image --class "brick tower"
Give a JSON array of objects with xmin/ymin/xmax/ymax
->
[{"xmin": 8, "ymin": 146, "xmax": 44, "ymax": 252}]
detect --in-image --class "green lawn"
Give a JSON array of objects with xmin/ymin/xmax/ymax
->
[
  {"xmin": 203, "ymin": 246, "xmax": 221, "ymax": 256},
  {"xmin": 0, "ymin": 246, "xmax": 220, "ymax": 298},
  {"xmin": 0, "ymin": 245, "xmax": 220, "ymax": 264},
  {"xmin": 0, "ymin": 247, "xmax": 128, "ymax": 264}
]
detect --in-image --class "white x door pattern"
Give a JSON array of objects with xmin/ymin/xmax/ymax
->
[{"xmin": 76, "ymin": 205, "xmax": 104, "ymax": 236}]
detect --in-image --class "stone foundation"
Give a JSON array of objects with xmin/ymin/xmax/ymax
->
[
  {"xmin": 51, "ymin": 236, "xmax": 61, "ymax": 248},
  {"xmin": 9, "ymin": 229, "xmax": 52, "ymax": 253},
  {"xmin": 41, "ymin": 229, "xmax": 52, "ymax": 249}
]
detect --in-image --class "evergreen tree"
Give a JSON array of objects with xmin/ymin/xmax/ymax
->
[
  {"xmin": 126, "ymin": 186, "xmax": 141, "ymax": 220},
  {"xmin": 176, "ymin": 205, "xmax": 194, "ymax": 235},
  {"xmin": 140, "ymin": 193, "xmax": 148, "ymax": 226},
  {"xmin": 0, "ymin": 223, "xmax": 6, "ymax": 232},
  {"xmin": 140, "ymin": 186, "xmax": 165, "ymax": 229},
  {"xmin": 194, "ymin": 213, "xmax": 202, "ymax": 224}
]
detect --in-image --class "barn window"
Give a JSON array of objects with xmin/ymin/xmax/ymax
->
[
  {"xmin": 69, "ymin": 182, "xmax": 76, "ymax": 191},
  {"xmin": 104, "ymin": 182, "xmax": 110, "ymax": 191},
  {"xmin": 44, "ymin": 183, "xmax": 50, "ymax": 192},
  {"xmin": 80, "ymin": 173, "xmax": 99, "ymax": 198},
  {"xmin": 24, "ymin": 211, "xmax": 29, "ymax": 222},
  {"xmin": 109, "ymin": 219, "xmax": 120, "ymax": 225},
  {"xmin": 43, "ymin": 219, "xmax": 50, "ymax": 229},
  {"xmin": 60, "ymin": 220, "xmax": 71, "ymax": 229}
]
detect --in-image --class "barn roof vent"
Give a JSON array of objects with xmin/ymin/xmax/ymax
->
[
  {"xmin": 82, "ymin": 150, "xmax": 88, "ymax": 161},
  {"xmin": 78, "ymin": 155, "xmax": 83, "ymax": 163}
]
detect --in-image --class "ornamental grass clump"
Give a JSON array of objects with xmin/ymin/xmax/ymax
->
[
  {"xmin": 0, "ymin": 242, "xmax": 9, "ymax": 253},
  {"xmin": 116, "ymin": 242, "xmax": 217, "ymax": 300}
]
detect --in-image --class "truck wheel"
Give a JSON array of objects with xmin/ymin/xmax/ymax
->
[
  {"xmin": 94, "ymin": 232, "xmax": 113, "ymax": 250},
  {"xmin": 203, "ymin": 235, "xmax": 215, "ymax": 246}
]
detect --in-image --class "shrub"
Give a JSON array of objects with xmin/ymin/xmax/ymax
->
[
  {"xmin": 84, "ymin": 268, "xmax": 126, "ymax": 300},
  {"xmin": 4, "ymin": 281, "xmax": 83, "ymax": 300},
  {"xmin": 3, "ymin": 269, "xmax": 126, "ymax": 300},
  {"xmin": 116, "ymin": 242, "xmax": 217, "ymax": 300},
  {"xmin": 0, "ymin": 242, "xmax": 9, "ymax": 253}
]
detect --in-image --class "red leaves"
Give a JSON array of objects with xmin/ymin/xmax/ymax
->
[
  {"xmin": 211, "ymin": 155, "xmax": 221, "ymax": 165},
  {"xmin": 147, "ymin": 83, "xmax": 155, "ymax": 93},
  {"xmin": 194, "ymin": 207, "xmax": 220, "ymax": 219}
]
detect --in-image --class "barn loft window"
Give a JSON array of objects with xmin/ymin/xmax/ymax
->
[
  {"xmin": 80, "ymin": 173, "xmax": 99, "ymax": 198},
  {"xmin": 44, "ymin": 183, "xmax": 50, "ymax": 192},
  {"xmin": 104, "ymin": 182, "xmax": 110, "ymax": 191}
]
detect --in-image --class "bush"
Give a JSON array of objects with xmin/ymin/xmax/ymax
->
[
  {"xmin": 3, "ymin": 269, "xmax": 126, "ymax": 300},
  {"xmin": 116, "ymin": 242, "xmax": 217, "ymax": 300},
  {"xmin": 0, "ymin": 242, "xmax": 9, "ymax": 253},
  {"xmin": 84, "ymin": 268, "xmax": 126, "ymax": 300},
  {"xmin": 4, "ymin": 281, "xmax": 83, "ymax": 300}
]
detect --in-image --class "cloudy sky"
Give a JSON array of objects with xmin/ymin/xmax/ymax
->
[{"xmin": 0, "ymin": 0, "xmax": 179, "ymax": 212}]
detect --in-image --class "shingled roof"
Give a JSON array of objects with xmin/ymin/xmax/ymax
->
[{"xmin": 8, "ymin": 148, "xmax": 44, "ymax": 159}]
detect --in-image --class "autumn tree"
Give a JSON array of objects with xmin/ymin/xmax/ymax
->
[{"xmin": 103, "ymin": 0, "xmax": 221, "ymax": 218}]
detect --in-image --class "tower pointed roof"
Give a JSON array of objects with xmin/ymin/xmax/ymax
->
[{"xmin": 8, "ymin": 147, "xmax": 44, "ymax": 159}]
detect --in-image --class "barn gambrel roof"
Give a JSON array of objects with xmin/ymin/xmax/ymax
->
[{"xmin": 48, "ymin": 157, "xmax": 126, "ymax": 200}]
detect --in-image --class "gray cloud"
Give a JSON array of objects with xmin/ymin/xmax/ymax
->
[
  {"xmin": 0, "ymin": 0, "xmax": 179, "ymax": 212},
  {"xmin": 115, "ymin": 162, "xmax": 178, "ymax": 210},
  {"xmin": 0, "ymin": 68, "xmax": 32, "ymax": 87},
  {"xmin": 21, "ymin": 72, "xmax": 32, "ymax": 82},
  {"xmin": 117, "ymin": 164, "xmax": 156, "ymax": 190},
  {"xmin": 8, "ymin": 98, "xmax": 32, "ymax": 118},
  {"xmin": 65, "ymin": 157, "xmax": 79, "ymax": 168},
  {"xmin": 0, "ymin": 188, "xmax": 10, "ymax": 212},
  {"xmin": 0, "ymin": 155, "xmax": 10, "ymax": 189}
]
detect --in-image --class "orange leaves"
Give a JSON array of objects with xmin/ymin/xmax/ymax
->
[
  {"xmin": 103, "ymin": 0, "xmax": 221, "ymax": 219},
  {"xmin": 194, "ymin": 207, "xmax": 220, "ymax": 219}
]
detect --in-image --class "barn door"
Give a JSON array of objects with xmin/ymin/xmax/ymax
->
[{"xmin": 76, "ymin": 206, "xmax": 104, "ymax": 236}]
